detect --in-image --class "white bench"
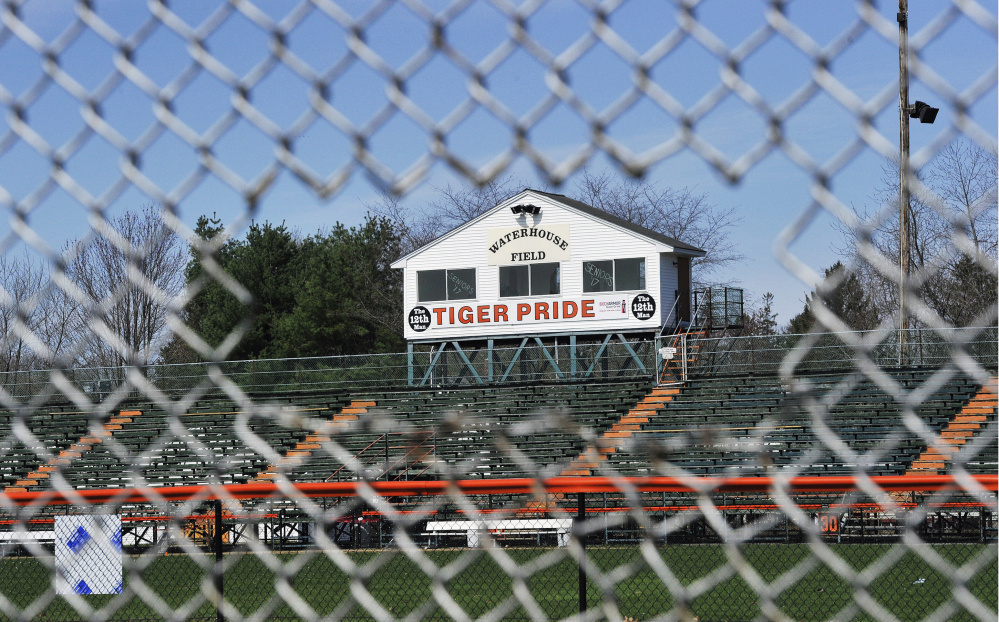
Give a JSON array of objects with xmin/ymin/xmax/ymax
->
[
  {"xmin": 0, "ymin": 530, "xmax": 54, "ymax": 543},
  {"xmin": 425, "ymin": 518, "xmax": 573, "ymax": 547}
]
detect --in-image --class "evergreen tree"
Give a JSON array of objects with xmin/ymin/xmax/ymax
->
[
  {"xmin": 787, "ymin": 262, "xmax": 879, "ymax": 334},
  {"xmin": 742, "ymin": 292, "xmax": 779, "ymax": 336},
  {"xmin": 171, "ymin": 215, "xmax": 404, "ymax": 361}
]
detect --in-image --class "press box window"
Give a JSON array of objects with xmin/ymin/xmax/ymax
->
[
  {"xmin": 615, "ymin": 257, "xmax": 645, "ymax": 291},
  {"xmin": 417, "ymin": 268, "xmax": 477, "ymax": 302},
  {"xmin": 500, "ymin": 263, "xmax": 560, "ymax": 297},
  {"xmin": 582, "ymin": 258, "xmax": 645, "ymax": 293}
]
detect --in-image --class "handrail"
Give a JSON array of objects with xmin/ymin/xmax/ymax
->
[
  {"xmin": 326, "ymin": 434, "xmax": 387, "ymax": 482},
  {"xmin": 389, "ymin": 433, "xmax": 435, "ymax": 481},
  {"xmin": 658, "ymin": 295, "xmax": 682, "ymax": 337},
  {"xmin": 3, "ymin": 474, "xmax": 994, "ymax": 507},
  {"xmin": 326, "ymin": 432, "xmax": 437, "ymax": 482}
]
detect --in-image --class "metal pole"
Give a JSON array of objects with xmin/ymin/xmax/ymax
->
[
  {"xmin": 898, "ymin": 0, "xmax": 910, "ymax": 365},
  {"xmin": 487, "ymin": 338, "xmax": 494, "ymax": 383},
  {"xmin": 681, "ymin": 333, "xmax": 688, "ymax": 382},
  {"xmin": 577, "ymin": 492, "xmax": 587, "ymax": 614},
  {"xmin": 570, "ymin": 334, "xmax": 577, "ymax": 379},
  {"xmin": 214, "ymin": 499, "xmax": 224, "ymax": 622},
  {"xmin": 407, "ymin": 342, "xmax": 414, "ymax": 386}
]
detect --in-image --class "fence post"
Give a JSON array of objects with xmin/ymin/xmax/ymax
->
[
  {"xmin": 214, "ymin": 499, "xmax": 224, "ymax": 622},
  {"xmin": 280, "ymin": 509, "xmax": 286, "ymax": 550},
  {"xmin": 681, "ymin": 333, "xmax": 688, "ymax": 382},
  {"xmin": 487, "ymin": 339, "xmax": 494, "ymax": 383},
  {"xmin": 407, "ymin": 343, "xmax": 414, "ymax": 386},
  {"xmin": 577, "ymin": 492, "xmax": 586, "ymax": 614},
  {"xmin": 570, "ymin": 335, "xmax": 577, "ymax": 379}
]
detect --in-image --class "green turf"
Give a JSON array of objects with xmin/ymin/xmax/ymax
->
[{"xmin": 0, "ymin": 544, "xmax": 994, "ymax": 621}]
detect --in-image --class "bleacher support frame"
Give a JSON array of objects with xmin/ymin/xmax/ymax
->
[{"xmin": 405, "ymin": 331, "xmax": 655, "ymax": 387}]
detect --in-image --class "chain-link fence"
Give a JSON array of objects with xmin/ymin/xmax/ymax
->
[
  {"xmin": 0, "ymin": 0, "xmax": 997, "ymax": 621},
  {"xmin": 0, "ymin": 336, "xmax": 659, "ymax": 398},
  {"xmin": 1, "ymin": 478, "xmax": 996, "ymax": 622},
  {"xmin": 685, "ymin": 326, "xmax": 999, "ymax": 378},
  {"xmin": 3, "ymin": 324, "xmax": 996, "ymax": 400}
]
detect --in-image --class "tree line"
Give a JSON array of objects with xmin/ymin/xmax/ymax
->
[
  {"xmin": 0, "ymin": 204, "xmax": 187, "ymax": 372},
  {"xmin": 1, "ymin": 141, "xmax": 993, "ymax": 372},
  {"xmin": 744, "ymin": 141, "xmax": 997, "ymax": 336},
  {"xmin": 0, "ymin": 208, "xmax": 406, "ymax": 371},
  {"xmin": 161, "ymin": 215, "xmax": 403, "ymax": 363}
]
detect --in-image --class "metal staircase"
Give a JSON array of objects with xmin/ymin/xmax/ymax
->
[{"xmin": 657, "ymin": 286, "xmax": 745, "ymax": 385}]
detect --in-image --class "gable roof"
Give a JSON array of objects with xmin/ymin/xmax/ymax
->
[
  {"xmin": 390, "ymin": 188, "xmax": 706, "ymax": 268},
  {"xmin": 528, "ymin": 190, "xmax": 706, "ymax": 255}
]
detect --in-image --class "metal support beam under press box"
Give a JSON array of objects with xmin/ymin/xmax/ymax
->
[{"xmin": 406, "ymin": 331, "xmax": 656, "ymax": 387}]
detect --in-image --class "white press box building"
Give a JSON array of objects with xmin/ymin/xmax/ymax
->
[{"xmin": 392, "ymin": 189, "xmax": 705, "ymax": 346}]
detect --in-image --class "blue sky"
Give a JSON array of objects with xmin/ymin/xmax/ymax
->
[{"xmin": 0, "ymin": 0, "xmax": 995, "ymax": 326}]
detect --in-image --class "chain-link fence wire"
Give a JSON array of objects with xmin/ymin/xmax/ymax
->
[
  {"xmin": 0, "ymin": 481, "xmax": 995, "ymax": 622},
  {"xmin": 0, "ymin": 326, "xmax": 995, "ymax": 399},
  {"xmin": 0, "ymin": 373, "xmax": 995, "ymax": 620},
  {"xmin": 0, "ymin": 336, "xmax": 657, "ymax": 398},
  {"xmin": 688, "ymin": 326, "xmax": 999, "ymax": 377},
  {"xmin": 0, "ymin": 0, "xmax": 997, "ymax": 620}
]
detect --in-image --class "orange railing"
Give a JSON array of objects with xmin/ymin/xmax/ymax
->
[{"xmin": 2, "ymin": 474, "xmax": 994, "ymax": 507}]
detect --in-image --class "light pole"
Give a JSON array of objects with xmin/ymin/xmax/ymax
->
[{"xmin": 897, "ymin": 0, "xmax": 938, "ymax": 365}]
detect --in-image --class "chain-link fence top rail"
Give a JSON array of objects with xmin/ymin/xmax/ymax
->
[{"xmin": 0, "ymin": 1, "xmax": 998, "ymax": 621}]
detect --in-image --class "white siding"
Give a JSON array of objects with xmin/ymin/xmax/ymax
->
[{"xmin": 398, "ymin": 192, "xmax": 675, "ymax": 341}]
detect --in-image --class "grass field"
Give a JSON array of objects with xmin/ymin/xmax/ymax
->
[{"xmin": 0, "ymin": 544, "xmax": 995, "ymax": 621}]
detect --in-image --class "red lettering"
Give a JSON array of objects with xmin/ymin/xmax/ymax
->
[
  {"xmin": 582, "ymin": 300, "xmax": 594, "ymax": 318},
  {"xmin": 449, "ymin": 307, "xmax": 455, "ymax": 325},
  {"xmin": 433, "ymin": 308, "xmax": 447, "ymax": 325},
  {"xmin": 458, "ymin": 306, "xmax": 473, "ymax": 324},
  {"xmin": 563, "ymin": 301, "xmax": 577, "ymax": 318},
  {"xmin": 477, "ymin": 305, "xmax": 490, "ymax": 323},
  {"xmin": 494, "ymin": 305, "xmax": 508, "ymax": 322},
  {"xmin": 517, "ymin": 303, "xmax": 531, "ymax": 321},
  {"xmin": 535, "ymin": 302, "xmax": 550, "ymax": 320},
  {"xmin": 553, "ymin": 300, "xmax": 559, "ymax": 319}
]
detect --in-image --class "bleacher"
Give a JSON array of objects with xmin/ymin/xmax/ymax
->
[
  {"xmin": 1, "ymin": 390, "xmax": 356, "ymax": 490},
  {"xmin": 1, "ymin": 369, "xmax": 994, "ymax": 492},
  {"xmin": 288, "ymin": 379, "xmax": 651, "ymax": 482},
  {"xmin": 598, "ymin": 369, "xmax": 989, "ymax": 476},
  {"xmin": 0, "ymin": 402, "xmax": 109, "ymax": 489}
]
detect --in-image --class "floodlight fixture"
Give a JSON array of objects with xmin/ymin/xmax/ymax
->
[
  {"xmin": 909, "ymin": 101, "xmax": 938, "ymax": 124},
  {"xmin": 510, "ymin": 204, "xmax": 541, "ymax": 215}
]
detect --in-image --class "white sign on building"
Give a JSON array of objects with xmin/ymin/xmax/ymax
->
[
  {"xmin": 392, "ymin": 190, "xmax": 705, "ymax": 341},
  {"xmin": 486, "ymin": 223, "xmax": 571, "ymax": 264}
]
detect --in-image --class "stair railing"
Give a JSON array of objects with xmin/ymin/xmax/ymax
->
[{"xmin": 657, "ymin": 294, "xmax": 708, "ymax": 385}]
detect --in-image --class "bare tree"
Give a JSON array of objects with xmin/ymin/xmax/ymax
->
[
  {"xmin": 838, "ymin": 140, "xmax": 998, "ymax": 327},
  {"xmin": 66, "ymin": 205, "xmax": 186, "ymax": 367},
  {"xmin": 930, "ymin": 141, "xmax": 998, "ymax": 255},
  {"xmin": 573, "ymin": 170, "xmax": 744, "ymax": 285},
  {"xmin": 0, "ymin": 251, "xmax": 47, "ymax": 373},
  {"xmin": 370, "ymin": 172, "xmax": 742, "ymax": 288},
  {"xmin": 0, "ymin": 252, "xmax": 84, "ymax": 373},
  {"xmin": 368, "ymin": 177, "xmax": 523, "ymax": 254},
  {"xmin": 36, "ymin": 283, "xmax": 81, "ymax": 366}
]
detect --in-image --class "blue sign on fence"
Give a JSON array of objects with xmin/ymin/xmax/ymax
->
[{"xmin": 55, "ymin": 515, "xmax": 123, "ymax": 595}]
